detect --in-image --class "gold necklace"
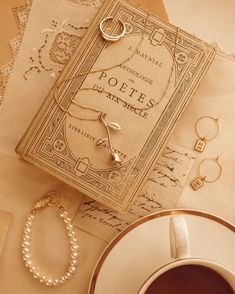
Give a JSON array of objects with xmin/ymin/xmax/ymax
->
[{"xmin": 54, "ymin": 13, "xmax": 178, "ymax": 165}]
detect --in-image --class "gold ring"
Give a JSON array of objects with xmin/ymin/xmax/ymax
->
[{"xmin": 99, "ymin": 17, "xmax": 126, "ymax": 42}]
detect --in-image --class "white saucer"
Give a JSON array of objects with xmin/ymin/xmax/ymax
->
[{"xmin": 89, "ymin": 209, "xmax": 235, "ymax": 294}]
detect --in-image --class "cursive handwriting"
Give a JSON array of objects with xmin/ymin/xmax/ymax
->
[{"xmin": 73, "ymin": 144, "xmax": 195, "ymax": 241}]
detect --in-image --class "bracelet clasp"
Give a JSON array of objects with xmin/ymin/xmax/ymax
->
[{"xmin": 32, "ymin": 191, "xmax": 61, "ymax": 213}]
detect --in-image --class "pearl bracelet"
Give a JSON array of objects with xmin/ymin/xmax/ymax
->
[{"xmin": 22, "ymin": 191, "xmax": 79, "ymax": 286}]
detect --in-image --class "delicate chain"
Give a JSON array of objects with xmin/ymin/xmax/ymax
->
[
  {"xmin": 54, "ymin": 13, "xmax": 179, "ymax": 165},
  {"xmin": 54, "ymin": 18, "xmax": 179, "ymax": 115},
  {"xmin": 69, "ymin": 31, "xmax": 179, "ymax": 113},
  {"xmin": 54, "ymin": 12, "xmax": 151, "ymax": 120}
]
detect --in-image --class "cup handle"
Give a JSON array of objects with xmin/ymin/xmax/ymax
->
[{"xmin": 169, "ymin": 215, "xmax": 191, "ymax": 259}]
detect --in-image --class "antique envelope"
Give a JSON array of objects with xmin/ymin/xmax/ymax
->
[{"xmin": 16, "ymin": 0, "xmax": 215, "ymax": 212}]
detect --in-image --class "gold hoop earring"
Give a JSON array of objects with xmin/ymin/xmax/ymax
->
[
  {"xmin": 190, "ymin": 155, "xmax": 222, "ymax": 190},
  {"xmin": 194, "ymin": 115, "xmax": 219, "ymax": 152},
  {"xmin": 99, "ymin": 16, "xmax": 126, "ymax": 42}
]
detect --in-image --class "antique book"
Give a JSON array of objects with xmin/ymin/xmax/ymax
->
[{"xmin": 16, "ymin": 0, "xmax": 215, "ymax": 212}]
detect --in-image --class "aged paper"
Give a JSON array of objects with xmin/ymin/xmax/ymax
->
[
  {"xmin": 0, "ymin": 0, "xmax": 104, "ymax": 293},
  {"xmin": 171, "ymin": 52, "xmax": 235, "ymax": 224},
  {"xmin": 0, "ymin": 0, "xmax": 175, "ymax": 293},
  {"xmin": 73, "ymin": 143, "xmax": 195, "ymax": 241},
  {"xmin": 0, "ymin": 1, "xmax": 30, "ymax": 107},
  {"xmin": 0, "ymin": 0, "xmax": 167, "ymax": 111},
  {"xmin": 0, "ymin": 0, "xmax": 98, "ymax": 155},
  {"xmin": 0, "ymin": 0, "xmax": 27, "ymax": 66},
  {"xmin": 17, "ymin": 0, "xmax": 215, "ymax": 212},
  {"xmin": 0, "ymin": 210, "xmax": 12, "ymax": 258},
  {"xmin": 0, "ymin": 0, "xmax": 234, "ymax": 293}
]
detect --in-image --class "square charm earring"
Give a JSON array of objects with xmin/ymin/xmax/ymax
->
[
  {"xmin": 194, "ymin": 116, "xmax": 219, "ymax": 152},
  {"xmin": 190, "ymin": 155, "xmax": 222, "ymax": 190}
]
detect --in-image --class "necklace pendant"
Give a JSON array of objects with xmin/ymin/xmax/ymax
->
[
  {"xmin": 194, "ymin": 138, "xmax": 206, "ymax": 152},
  {"xmin": 111, "ymin": 152, "xmax": 121, "ymax": 165}
]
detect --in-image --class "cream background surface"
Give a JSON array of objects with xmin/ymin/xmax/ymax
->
[
  {"xmin": 164, "ymin": 0, "xmax": 235, "ymax": 54},
  {"xmin": 0, "ymin": 1, "xmax": 234, "ymax": 294},
  {"xmin": 164, "ymin": 0, "xmax": 235, "ymax": 224}
]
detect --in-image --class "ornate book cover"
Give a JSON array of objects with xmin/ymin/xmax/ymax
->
[{"xmin": 16, "ymin": 0, "xmax": 215, "ymax": 212}]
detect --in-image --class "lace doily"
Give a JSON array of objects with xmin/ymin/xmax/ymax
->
[
  {"xmin": 0, "ymin": 0, "xmax": 102, "ymax": 109},
  {"xmin": 65, "ymin": 0, "xmax": 101, "ymax": 7},
  {"xmin": 0, "ymin": 3, "xmax": 31, "ymax": 107}
]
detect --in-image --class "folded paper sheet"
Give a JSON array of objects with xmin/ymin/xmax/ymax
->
[
  {"xmin": 172, "ymin": 52, "xmax": 235, "ymax": 223},
  {"xmin": 0, "ymin": 210, "xmax": 12, "ymax": 258},
  {"xmin": 0, "ymin": 0, "xmax": 30, "ymax": 107},
  {"xmin": 0, "ymin": 0, "xmax": 27, "ymax": 66}
]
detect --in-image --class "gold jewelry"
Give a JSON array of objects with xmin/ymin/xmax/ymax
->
[
  {"xmin": 99, "ymin": 16, "xmax": 126, "ymax": 42},
  {"xmin": 54, "ymin": 13, "xmax": 179, "ymax": 166},
  {"xmin": 194, "ymin": 115, "xmax": 219, "ymax": 152},
  {"xmin": 190, "ymin": 155, "xmax": 222, "ymax": 190},
  {"xmin": 22, "ymin": 191, "xmax": 79, "ymax": 286}
]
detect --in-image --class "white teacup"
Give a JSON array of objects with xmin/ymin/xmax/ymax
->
[{"xmin": 138, "ymin": 215, "xmax": 235, "ymax": 293}]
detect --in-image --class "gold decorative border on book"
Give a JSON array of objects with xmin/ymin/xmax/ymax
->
[{"xmin": 20, "ymin": 0, "xmax": 215, "ymax": 211}]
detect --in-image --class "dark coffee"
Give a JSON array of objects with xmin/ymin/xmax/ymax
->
[{"xmin": 145, "ymin": 265, "xmax": 234, "ymax": 294}]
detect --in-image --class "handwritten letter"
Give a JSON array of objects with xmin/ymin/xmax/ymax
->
[{"xmin": 73, "ymin": 144, "xmax": 195, "ymax": 241}]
